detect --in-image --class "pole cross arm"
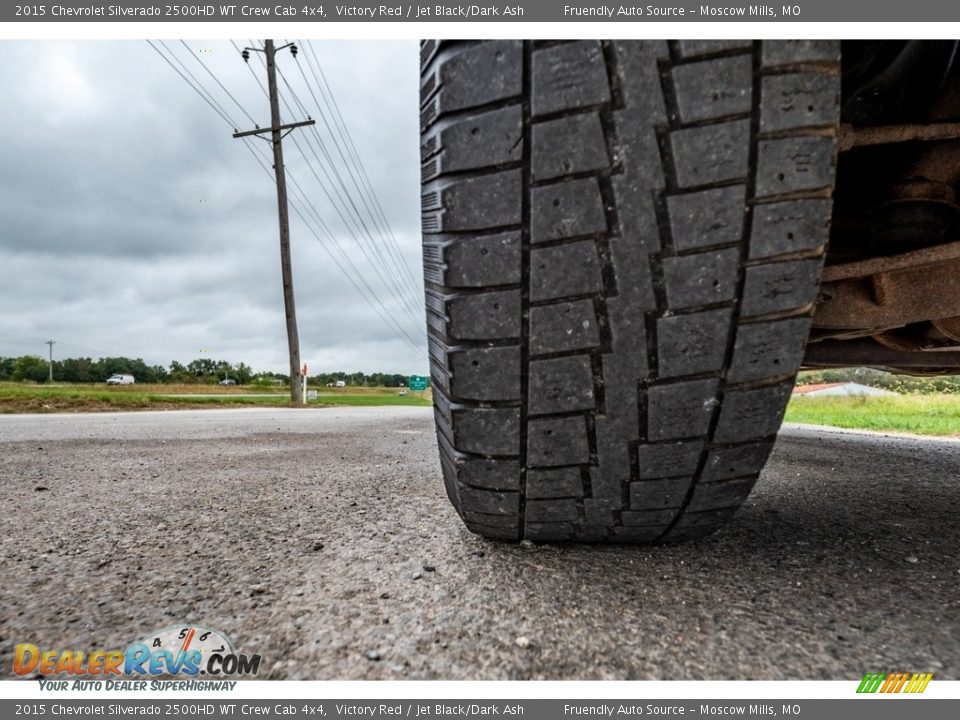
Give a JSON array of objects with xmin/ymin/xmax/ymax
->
[{"xmin": 232, "ymin": 119, "xmax": 315, "ymax": 139}]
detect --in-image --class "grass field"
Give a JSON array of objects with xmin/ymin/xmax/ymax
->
[
  {"xmin": 0, "ymin": 382, "xmax": 431, "ymax": 413},
  {"xmin": 5, "ymin": 382, "xmax": 958, "ymax": 435},
  {"xmin": 785, "ymin": 394, "xmax": 960, "ymax": 437}
]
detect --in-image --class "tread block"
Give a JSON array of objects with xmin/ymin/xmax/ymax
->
[
  {"xmin": 452, "ymin": 407, "xmax": 520, "ymax": 455},
  {"xmin": 714, "ymin": 382, "xmax": 793, "ymax": 443},
  {"xmin": 531, "ymin": 239, "xmax": 604, "ymax": 302},
  {"xmin": 647, "ymin": 378, "xmax": 719, "ymax": 441},
  {"xmin": 449, "ymin": 346, "xmax": 521, "ymax": 401},
  {"xmin": 532, "ymin": 112, "xmax": 610, "ymax": 181},
  {"xmin": 457, "ymin": 485, "xmax": 520, "ymax": 515},
  {"xmin": 526, "ymin": 498, "xmax": 578, "ymax": 523},
  {"xmin": 420, "ymin": 40, "xmax": 439, "ymax": 73},
  {"xmin": 529, "ymin": 299, "xmax": 601, "ymax": 355},
  {"xmin": 528, "ymin": 416, "xmax": 591, "ymax": 467},
  {"xmin": 439, "ymin": 444, "xmax": 460, "ymax": 506},
  {"xmin": 666, "ymin": 185, "xmax": 746, "ymax": 252},
  {"xmin": 749, "ymin": 199, "xmax": 832, "ymax": 259},
  {"xmin": 434, "ymin": 398, "xmax": 454, "ymax": 445},
  {"xmin": 528, "ymin": 355, "xmax": 596, "ymax": 415},
  {"xmin": 429, "ymin": 41, "xmax": 522, "ymax": 120},
  {"xmin": 657, "ymin": 309, "xmax": 732, "ymax": 378},
  {"xmin": 423, "ymin": 170, "xmax": 521, "ymax": 233},
  {"xmin": 463, "ymin": 510, "xmax": 519, "ymax": 528},
  {"xmin": 582, "ymin": 496, "xmax": 618, "ymax": 528},
  {"xmin": 762, "ymin": 41, "xmax": 839, "ymax": 67},
  {"xmin": 427, "ymin": 231, "xmax": 522, "ymax": 288},
  {"xmin": 629, "ymin": 477, "xmax": 692, "ymax": 509},
  {"xmin": 583, "ymin": 486, "xmax": 623, "ymax": 527},
  {"xmin": 526, "ymin": 467, "xmax": 583, "ymax": 499},
  {"xmin": 677, "ymin": 40, "xmax": 752, "ymax": 58},
  {"xmin": 423, "ymin": 105, "xmax": 523, "ymax": 181},
  {"xmin": 728, "ymin": 317, "xmax": 811, "ymax": 383},
  {"xmin": 532, "ymin": 41, "xmax": 611, "ymax": 117},
  {"xmin": 525, "ymin": 523, "xmax": 576, "ymax": 542},
  {"xmin": 463, "ymin": 521, "xmax": 520, "ymax": 540},
  {"xmin": 531, "ymin": 177, "xmax": 607, "ymax": 243},
  {"xmin": 446, "ymin": 289, "xmax": 521, "ymax": 340},
  {"xmin": 741, "ymin": 258, "xmax": 823, "ymax": 317},
  {"xmin": 687, "ymin": 478, "xmax": 755, "ymax": 513},
  {"xmin": 755, "ymin": 137, "xmax": 836, "ymax": 198},
  {"xmin": 662, "ymin": 248, "xmax": 740, "ymax": 309},
  {"xmin": 456, "ymin": 458, "xmax": 522, "ymax": 491},
  {"xmin": 701, "ymin": 441, "xmax": 774, "ymax": 482},
  {"xmin": 637, "ymin": 440, "xmax": 703, "ymax": 479},
  {"xmin": 622, "ymin": 509, "xmax": 681, "ymax": 526},
  {"xmin": 671, "ymin": 55, "xmax": 753, "ymax": 124},
  {"xmin": 669, "ymin": 119, "xmax": 751, "ymax": 188},
  {"xmin": 760, "ymin": 73, "xmax": 840, "ymax": 133}
]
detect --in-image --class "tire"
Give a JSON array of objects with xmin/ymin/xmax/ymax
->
[{"xmin": 420, "ymin": 40, "xmax": 840, "ymax": 543}]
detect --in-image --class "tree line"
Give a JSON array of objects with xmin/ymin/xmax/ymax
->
[
  {"xmin": 0, "ymin": 355, "xmax": 416, "ymax": 388},
  {"xmin": 797, "ymin": 367, "xmax": 960, "ymax": 394}
]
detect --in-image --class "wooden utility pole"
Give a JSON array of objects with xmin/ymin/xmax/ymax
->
[{"xmin": 234, "ymin": 40, "xmax": 315, "ymax": 404}]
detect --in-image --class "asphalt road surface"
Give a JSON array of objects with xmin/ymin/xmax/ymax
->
[{"xmin": 1, "ymin": 407, "xmax": 957, "ymax": 680}]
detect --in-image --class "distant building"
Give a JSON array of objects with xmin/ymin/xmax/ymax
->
[{"xmin": 792, "ymin": 382, "xmax": 898, "ymax": 398}]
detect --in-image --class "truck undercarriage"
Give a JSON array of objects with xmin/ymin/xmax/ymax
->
[{"xmin": 810, "ymin": 40, "xmax": 960, "ymax": 374}]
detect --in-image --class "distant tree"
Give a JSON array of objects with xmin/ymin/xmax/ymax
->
[
  {"xmin": 60, "ymin": 357, "xmax": 95, "ymax": 383},
  {"xmin": 0, "ymin": 357, "xmax": 15, "ymax": 381},
  {"xmin": 12, "ymin": 355, "xmax": 49, "ymax": 383},
  {"xmin": 168, "ymin": 361, "xmax": 191, "ymax": 383},
  {"xmin": 233, "ymin": 362, "xmax": 253, "ymax": 384},
  {"xmin": 187, "ymin": 358, "xmax": 216, "ymax": 379}
]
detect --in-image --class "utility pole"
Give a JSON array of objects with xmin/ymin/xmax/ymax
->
[
  {"xmin": 44, "ymin": 340, "xmax": 55, "ymax": 383},
  {"xmin": 234, "ymin": 40, "xmax": 315, "ymax": 405}
]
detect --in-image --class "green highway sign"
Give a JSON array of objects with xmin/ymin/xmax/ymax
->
[{"xmin": 409, "ymin": 376, "xmax": 429, "ymax": 391}]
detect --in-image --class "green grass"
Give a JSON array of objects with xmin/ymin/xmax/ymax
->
[
  {"xmin": 785, "ymin": 394, "xmax": 960, "ymax": 437},
  {"xmin": 0, "ymin": 382, "xmax": 431, "ymax": 413}
]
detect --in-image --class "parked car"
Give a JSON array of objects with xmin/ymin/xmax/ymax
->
[
  {"xmin": 420, "ymin": 39, "xmax": 960, "ymax": 544},
  {"xmin": 219, "ymin": 379, "xmax": 237, "ymax": 386},
  {"xmin": 105, "ymin": 374, "xmax": 134, "ymax": 385}
]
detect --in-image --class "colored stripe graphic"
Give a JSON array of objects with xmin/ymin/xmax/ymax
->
[
  {"xmin": 857, "ymin": 672, "xmax": 933, "ymax": 693},
  {"xmin": 857, "ymin": 673, "xmax": 886, "ymax": 693},
  {"xmin": 905, "ymin": 673, "xmax": 934, "ymax": 693}
]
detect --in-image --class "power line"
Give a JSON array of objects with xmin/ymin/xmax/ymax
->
[
  {"xmin": 291, "ymin": 43, "xmax": 423, "ymax": 303},
  {"xmin": 245, "ymin": 42, "xmax": 425, "ymax": 332},
  {"xmin": 275, "ymin": 70, "xmax": 427, "ymax": 331},
  {"xmin": 158, "ymin": 40, "xmax": 242, "ymax": 129},
  {"xmin": 300, "ymin": 40, "xmax": 422, "ymax": 295},
  {"xmin": 180, "ymin": 40, "xmax": 258, "ymax": 126},
  {"xmin": 228, "ymin": 45, "xmax": 424, "ymax": 350},
  {"xmin": 146, "ymin": 40, "xmax": 235, "ymax": 127},
  {"xmin": 243, "ymin": 143, "xmax": 427, "ymax": 354},
  {"xmin": 148, "ymin": 40, "xmax": 427, "ymax": 357}
]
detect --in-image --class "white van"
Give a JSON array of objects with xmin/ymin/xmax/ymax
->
[{"xmin": 106, "ymin": 374, "xmax": 135, "ymax": 385}]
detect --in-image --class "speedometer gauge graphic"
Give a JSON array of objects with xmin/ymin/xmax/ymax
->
[{"xmin": 137, "ymin": 625, "xmax": 235, "ymax": 674}]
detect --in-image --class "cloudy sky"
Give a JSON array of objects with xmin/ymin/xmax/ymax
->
[{"xmin": 0, "ymin": 39, "xmax": 427, "ymax": 375}]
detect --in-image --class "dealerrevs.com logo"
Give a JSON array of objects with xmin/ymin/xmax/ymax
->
[{"xmin": 14, "ymin": 626, "xmax": 261, "ymax": 679}]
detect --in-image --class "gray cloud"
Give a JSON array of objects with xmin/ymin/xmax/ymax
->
[{"xmin": 0, "ymin": 39, "xmax": 426, "ymax": 374}]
